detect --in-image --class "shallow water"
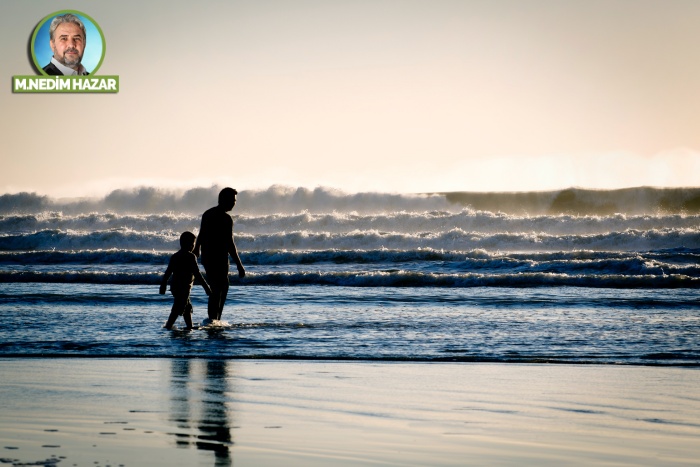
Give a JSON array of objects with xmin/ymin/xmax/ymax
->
[{"xmin": 0, "ymin": 283, "xmax": 698, "ymax": 365}]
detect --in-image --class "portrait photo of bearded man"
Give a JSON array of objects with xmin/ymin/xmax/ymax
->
[{"xmin": 42, "ymin": 13, "xmax": 90, "ymax": 76}]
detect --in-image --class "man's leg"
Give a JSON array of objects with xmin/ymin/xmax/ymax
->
[
  {"xmin": 215, "ymin": 281, "xmax": 228, "ymax": 320},
  {"xmin": 214, "ymin": 274, "xmax": 230, "ymax": 320},
  {"xmin": 207, "ymin": 282, "xmax": 220, "ymax": 321},
  {"xmin": 204, "ymin": 263, "xmax": 229, "ymax": 321}
]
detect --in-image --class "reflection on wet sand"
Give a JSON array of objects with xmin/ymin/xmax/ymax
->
[{"xmin": 169, "ymin": 359, "xmax": 233, "ymax": 466}]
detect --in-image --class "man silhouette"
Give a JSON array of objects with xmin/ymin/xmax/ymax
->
[{"xmin": 194, "ymin": 188, "xmax": 246, "ymax": 321}]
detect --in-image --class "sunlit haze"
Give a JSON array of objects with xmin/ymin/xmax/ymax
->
[{"xmin": 2, "ymin": 0, "xmax": 700, "ymax": 197}]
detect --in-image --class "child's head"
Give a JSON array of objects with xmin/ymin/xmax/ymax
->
[{"xmin": 179, "ymin": 231, "xmax": 196, "ymax": 251}]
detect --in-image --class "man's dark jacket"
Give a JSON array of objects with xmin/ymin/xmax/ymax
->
[{"xmin": 42, "ymin": 62, "xmax": 88, "ymax": 75}]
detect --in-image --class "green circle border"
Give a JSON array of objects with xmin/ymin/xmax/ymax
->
[{"xmin": 30, "ymin": 9, "xmax": 106, "ymax": 76}]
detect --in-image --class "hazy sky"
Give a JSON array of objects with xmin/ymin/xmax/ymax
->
[{"xmin": 2, "ymin": 0, "xmax": 700, "ymax": 196}]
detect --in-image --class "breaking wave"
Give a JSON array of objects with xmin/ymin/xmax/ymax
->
[
  {"xmin": 1, "ymin": 185, "xmax": 698, "ymax": 289},
  {"xmin": 2, "ymin": 185, "xmax": 700, "ymax": 215},
  {"xmin": 1, "ymin": 226, "xmax": 698, "ymax": 252}
]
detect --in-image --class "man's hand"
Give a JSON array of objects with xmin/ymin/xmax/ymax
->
[
  {"xmin": 159, "ymin": 284, "xmax": 167, "ymax": 295},
  {"xmin": 238, "ymin": 266, "xmax": 246, "ymax": 279}
]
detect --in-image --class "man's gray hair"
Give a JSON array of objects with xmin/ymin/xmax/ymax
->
[{"xmin": 49, "ymin": 13, "xmax": 87, "ymax": 41}]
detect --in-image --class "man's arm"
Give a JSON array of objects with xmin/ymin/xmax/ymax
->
[
  {"xmin": 229, "ymin": 239, "xmax": 245, "ymax": 278},
  {"xmin": 193, "ymin": 216, "xmax": 204, "ymax": 257},
  {"xmin": 227, "ymin": 216, "xmax": 245, "ymax": 278}
]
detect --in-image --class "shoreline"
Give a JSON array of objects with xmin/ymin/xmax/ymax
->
[
  {"xmin": 2, "ymin": 354, "xmax": 700, "ymax": 367},
  {"xmin": 1, "ymin": 358, "xmax": 699, "ymax": 466}
]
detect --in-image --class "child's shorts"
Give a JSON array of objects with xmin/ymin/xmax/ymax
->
[{"xmin": 172, "ymin": 293, "xmax": 193, "ymax": 316}]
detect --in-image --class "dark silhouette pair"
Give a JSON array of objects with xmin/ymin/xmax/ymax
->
[{"xmin": 160, "ymin": 188, "xmax": 245, "ymax": 329}]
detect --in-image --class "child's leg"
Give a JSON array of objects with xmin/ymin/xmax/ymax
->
[
  {"xmin": 164, "ymin": 308, "xmax": 179, "ymax": 329},
  {"xmin": 165, "ymin": 294, "xmax": 188, "ymax": 329},
  {"xmin": 183, "ymin": 298, "xmax": 194, "ymax": 329}
]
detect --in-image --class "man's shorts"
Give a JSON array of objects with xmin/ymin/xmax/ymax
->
[{"xmin": 202, "ymin": 260, "xmax": 230, "ymax": 289}]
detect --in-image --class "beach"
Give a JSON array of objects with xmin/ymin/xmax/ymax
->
[
  {"xmin": 1, "ymin": 358, "xmax": 699, "ymax": 466},
  {"xmin": 3, "ymin": 0, "xmax": 700, "ymax": 463},
  {"xmin": 1, "ymin": 187, "xmax": 699, "ymax": 465}
]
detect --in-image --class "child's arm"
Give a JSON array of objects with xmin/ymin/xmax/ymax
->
[
  {"xmin": 160, "ymin": 263, "xmax": 172, "ymax": 295},
  {"xmin": 196, "ymin": 270, "xmax": 211, "ymax": 296},
  {"xmin": 189, "ymin": 253, "xmax": 211, "ymax": 295}
]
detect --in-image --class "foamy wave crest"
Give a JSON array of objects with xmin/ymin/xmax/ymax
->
[
  {"xmin": 2, "ymin": 185, "xmax": 699, "ymax": 216},
  {"xmin": 0, "ymin": 187, "xmax": 221, "ymax": 215},
  {"xmin": 0, "ymin": 212, "xmax": 201, "ymax": 235},
  {"xmin": 0, "ymin": 185, "xmax": 452, "ymax": 216},
  {"xmin": 442, "ymin": 187, "xmax": 700, "ymax": 215},
  {"xmin": 240, "ymin": 185, "xmax": 451, "ymax": 215},
  {"xmin": 1, "ymin": 227, "xmax": 698, "ymax": 252},
  {"xmin": 243, "ymin": 248, "xmax": 480, "ymax": 265},
  {"xmin": 4, "ymin": 210, "xmax": 700, "ymax": 238},
  {"xmin": 1, "ymin": 270, "xmax": 696, "ymax": 288},
  {"xmin": 235, "ymin": 211, "xmax": 700, "ymax": 236},
  {"xmin": 244, "ymin": 271, "xmax": 699, "ymax": 288},
  {"xmin": 233, "ymin": 228, "xmax": 700, "ymax": 252},
  {"xmin": 0, "ymin": 229, "xmax": 179, "ymax": 251},
  {"xmin": 0, "ymin": 249, "xmax": 169, "ymax": 264},
  {"xmin": 2, "ymin": 249, "xmax": 698, "ymax": 277}
]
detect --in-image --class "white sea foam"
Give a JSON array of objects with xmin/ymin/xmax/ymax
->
[
  {"xmin": 2, "ymin": 185, "xmax": 700, "ymax": 215},
  {"xmin": 2, "ymin": 209, "xmax": 699, "ymax": 237},
  {"xmin": 0, "ymin": 215, "xmax": 700, "ymax": 251}
]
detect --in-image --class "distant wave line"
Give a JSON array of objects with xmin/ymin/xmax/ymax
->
[
  {"xmin": 1, "ymin": 227, "xmax": 698, "ymax": 252},
  {"xmin": 1, "ymin": 270, "xmax": 697, "ymax": 288},
  {"xmin": 1, "ymin": 248, "xmax": 698, "ymax": 274},
  {"xmin": 2, "ymin": 210, "xmax": 700, "ymax": 237}
]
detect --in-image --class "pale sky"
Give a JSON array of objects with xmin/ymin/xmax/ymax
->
[{"xmin": 1, "ymin": 0, "xmax": 700, "ymax": 197}]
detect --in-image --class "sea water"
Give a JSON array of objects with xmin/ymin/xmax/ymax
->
[{"xmin": 0, "ymin": 186, "xmax": 698, "ymax": 365}]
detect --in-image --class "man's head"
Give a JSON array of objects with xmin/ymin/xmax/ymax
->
[
  {"xmin": 180, "ymin": 231, "xmax": 196, "ymax": 251},
  {"xmin": 218, "ymin": 188, "xmax": 238, "ymax": 212},
  {"xmin": 49, "ymin": 14, "xmax": 87, "ymax": 70}
]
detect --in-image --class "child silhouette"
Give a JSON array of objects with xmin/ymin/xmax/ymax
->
[{"xmin": 160, "ymin": 231, "xmax": 211, "ymax": 329}]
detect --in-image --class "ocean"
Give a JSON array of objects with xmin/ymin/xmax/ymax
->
[{"xmin": 1, "ymin": 185, "xmax": 699, "ymax": 365}]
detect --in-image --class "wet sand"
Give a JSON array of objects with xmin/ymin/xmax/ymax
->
[{"xmin": 0, "ymin": 359, "xmax": 699, "ymax": 466}]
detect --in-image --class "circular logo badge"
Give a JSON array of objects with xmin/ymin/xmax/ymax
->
[{"xmin": 31, "ymin": 10, "xmax": 106, "ymax": 76}]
